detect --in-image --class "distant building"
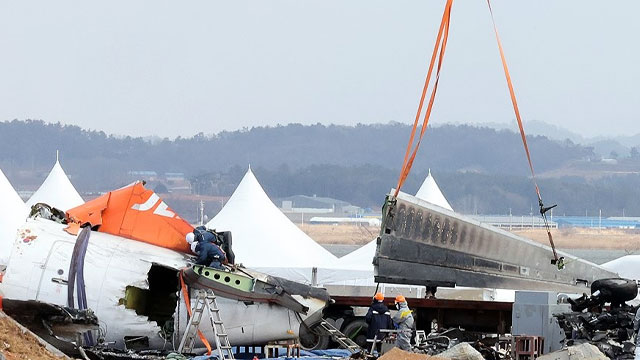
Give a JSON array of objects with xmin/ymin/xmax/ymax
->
[
  {"xmin": 128, "ymin": 170, "xmax": 158, "ymax": 181},
  {"xmin": 467, "ymin": 214, "xmax": 640, "ymax": 230},
  {"xmin": 277, "ymin": 195, "xmax": 361, "ymax": 215},
  {"xmin": 309, "ymin": 216, "xmax": 381, "ymax": 226},
  {"xmin": 554, "ymin": 216, "xmax": 640, "ymax": 229},
  {"xmin": 468, "ymin": 215, "xmax": 557, "ymax": 230},
  {"xmin": 165, "ymin": 172, "xmax": 185, "ymax": 181},
  {"xmin": 127, "ymin": 171, "xmax": 191, "ymax": 194}
]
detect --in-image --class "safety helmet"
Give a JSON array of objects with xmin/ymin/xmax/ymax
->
[
  {"xmin": 395, "ymin": 295, "xmax": 406, "ymax": 303},
  {"xmin": 186, "ymin": 232, "xmax": 195, "ymax": 244},
  {"xmin": 374, "ymin": 293, "xmax": 384, "ymax": 301}
]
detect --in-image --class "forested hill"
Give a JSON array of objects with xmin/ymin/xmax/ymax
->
[
  {"xmin": 0, "ymin": 119, "xmax": 592, "ymax": 181},
  {"xmin": 4, "ymin": 120, "xmax": 640, "ymax": 216}
]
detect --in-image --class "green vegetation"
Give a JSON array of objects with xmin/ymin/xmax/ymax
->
[{"xmin": 1, "ymin": 120, "xmax": 639, "ymax": 216}]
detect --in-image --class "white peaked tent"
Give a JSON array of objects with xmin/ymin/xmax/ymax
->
[
  {"xmin": 602, "ymin": 256, "xmax": 638, "ymax": 280},
  {"xmin": 26, "ymin": 158, "xmax": 84, "ymax": 212},
  {"xmin": 415, "ymin": 169, "xmax": 453, "ymax": 211},
  {"xmin": 338, "ymin": 240, "xmax": 376, "ymax": 272},
  {"xmin": 330, "ymin": 240, "xmax": 378, "ymax": 285},
  {"xmin": 207, "ymin": 168, "xmax": 342, "ymax": 283},
  {"xmin": 0, "ymin": 168, "xmax": 28, "ymax": 265}
]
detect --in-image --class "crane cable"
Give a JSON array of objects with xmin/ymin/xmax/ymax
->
[
  {"xmin": 485, "ymin": 0, "xmax": 562, "ymax": 269},
  {"xmin": 394, "ymin": 0, "xmax": 562, "ymax": 269}
]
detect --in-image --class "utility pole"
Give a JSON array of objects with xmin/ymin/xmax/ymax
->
[
  {"xmin": 599, "ymin": 209, "xmax": 602, "ymax": 231},
  {"xmin": 200, "ymin": 200, "xmax": 205, "ymax": 226}
]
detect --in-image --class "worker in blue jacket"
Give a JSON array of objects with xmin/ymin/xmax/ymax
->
[
  {"xmin": 194, "ymin": 225, "xmax": 219, "ymax": 244},
  {"xmin": 187, "ymin": 227, "xmax": 226, "ymax": 269},
  {"xmin": 195, "ymin": 238, "xmax": 226, "ymax": 270},
  {"xmin": 365, "ymin": 292, "xmax": 393, "ymax": 353}
]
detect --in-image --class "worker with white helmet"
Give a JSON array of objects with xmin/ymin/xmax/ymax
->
[
  {"xmin": 185, "ymin": 230, "xmax": 226, "ymax": 270},
  {"xmin": 186, "ymin": 232, "xmax": 197, "ymax": 253}
]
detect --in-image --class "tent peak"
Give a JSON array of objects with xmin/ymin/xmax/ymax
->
[
  {"xmin": 26, "ymin": 158, "xmax": 84, "ymax": 212},
  {"xmin": 415, "ymin": 170, "xmax": 453, "ymax": 211}
]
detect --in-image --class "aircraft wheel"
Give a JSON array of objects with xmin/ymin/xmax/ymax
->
[
  {"xmin": 591, "ymin": 278, "xmax": 638, "ymax": 304},
  {"xmin": 341, "ymin": 318, "xmax": 369, "ymax": 349},
  {"xmin": 299, "ymin": 322, "xmax": 330, "ymax": 350}
]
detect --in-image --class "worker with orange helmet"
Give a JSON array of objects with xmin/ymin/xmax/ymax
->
[
  {"xmin": 392, "ymin": 294, "xmax": 414, "ymax": 351},
  {"xmin": 365, "ymin": 292, "xmax": 393, "ymax": 352}
]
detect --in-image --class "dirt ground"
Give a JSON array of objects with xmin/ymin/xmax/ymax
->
[
  {"xmin": 300, "ymin": 223, "xmax": 640, "ymax": 251},
  {"xmin": 299, "ymin": 224, "xmax": 377, "ymax": 245},
  {"xmin": 378, "ymin": 347, "xmax": 445, "ymax": 360},
  {"xmin": 0, "ymin": 313, "xmax": 65, "ymax": 360}
]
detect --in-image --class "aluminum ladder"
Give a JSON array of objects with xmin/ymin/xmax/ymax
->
[
  {"xmin": 317, "ymin": 319, "xmax": 362, "ymax": 354},
  {"xmin": 179, "ymin": 289, "xmax": 234, "ymax": 360}
]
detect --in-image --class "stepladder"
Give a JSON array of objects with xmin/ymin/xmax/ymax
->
[
  {"xmin": 316, "ymin": 319, "xmax": 363, "ymax": 354},
  {"xmin": 179, "ymin": 289, "xmax": 234, "ymax": 360}
]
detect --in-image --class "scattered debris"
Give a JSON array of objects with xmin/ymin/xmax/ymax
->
[
  {"xmin": 2, "ymin": 298, "xmax": 99, "ymax": 356},
  {"xmin": 537, "ymin": 343, "xmax": 608, "ymax": 360},
  {"xmin": 556, "ymin": 304, "xmax": 637, "ymax": 359},
  {"xmin": 82, "ymin": 348, "xmax": 168, "ymax": 359},
  {"xmin": 409, "ymin": 327, "xmax": 508, "ymax": 360},
  {"xmin": 0, "ymin": 312, "xmax": 68, "ymax": 360},
  {"xmin": 413, "ymin": 328, "xmax": 478, "ymax": 355}
]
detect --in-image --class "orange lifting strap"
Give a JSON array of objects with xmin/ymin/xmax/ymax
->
[
  {"xmin": 394, "ymin": 0, "xmax": 561, "ymax": 267},
  {"xmin": 485, "ymin": 0, "xmax": 560, "ymax": 267},
  {"xmin": 395, "ymin": 0, "xmax": 453, "ymax": 198}
]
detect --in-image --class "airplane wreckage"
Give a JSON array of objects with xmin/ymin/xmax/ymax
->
[
  {"xmin": 374, "ymin": 191, "xmax": 618, "ymax": 293},
  {"xmin": 0, "ymin": 181, "xmax": 330, "ymax": 353},
  {"xmin": 373, "ymin": 0, "xmax": 621, "ymax": 295}
]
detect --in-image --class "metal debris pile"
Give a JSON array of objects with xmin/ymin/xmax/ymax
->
[
  {"xmin": 555, "ymin": 305, "xmax": 638, "ymax": 360},
  {"xmin": 412, "ymin": 328, "xmax": 507, "ymax": 360}
]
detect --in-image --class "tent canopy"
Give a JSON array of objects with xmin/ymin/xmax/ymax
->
[
  {"xmin": 207, "ymin": 168, "xmax": 337, "ymax": 269},
  {"xmin": 0, "ymin": 168, "xmax": 28, "ymax": 265},
  {"xmin": 26, "ymin": 159, "xmax": 84, "ymax": 211},
  {"xmin": 415, "ymin": 169, "xmax": 453, "ymax": 211},
  {"xmin": 336, "ymin": 240, "xmax": 376, "ymax": 271},
  {"xmin": 602, "ymin": 256, "xmax": 637, "ymax": 280}
]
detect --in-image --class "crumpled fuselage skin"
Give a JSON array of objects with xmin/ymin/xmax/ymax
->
[{"xmin": 1, "ymin": 218, "xmax": 327, "ymax": 350}]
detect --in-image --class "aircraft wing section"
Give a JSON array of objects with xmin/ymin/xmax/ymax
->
[
  {"xmin": 374, "ymin": 191, "xmax": 618, "ymax": 293},
  {"xmin": 66, "ymin": 182, "xmax": 193, "ymax": 253}
]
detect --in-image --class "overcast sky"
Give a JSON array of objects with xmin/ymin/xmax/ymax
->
[{"xmin": 0, "ymin": 1, "xmax": 638, "ymax": 138}]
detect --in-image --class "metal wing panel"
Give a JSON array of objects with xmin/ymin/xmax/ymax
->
[{"xmin": 374, "ymin": 191, "xmax": 618, "ymax": 292}]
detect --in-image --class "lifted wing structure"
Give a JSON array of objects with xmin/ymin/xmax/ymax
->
[{"xmin": 374, "ymin": 191, "xmax": 618, "ymax": 293}]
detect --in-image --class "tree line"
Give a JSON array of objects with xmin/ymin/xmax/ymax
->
[{"xmin": 2, "ymin": 120, "xmax": 639, "ymax": 216}]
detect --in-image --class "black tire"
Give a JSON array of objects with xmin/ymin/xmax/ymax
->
[
  {"xmin": 341, "ymin": 319, "xmax": 369, "ymax": 350},
  {"xmin": 299, "ymin": 322, "xmax": 330, "ymax": 350},
  {"xmin": 591, "ymin": 278, "xmax": 638, "ymax": 304}
]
